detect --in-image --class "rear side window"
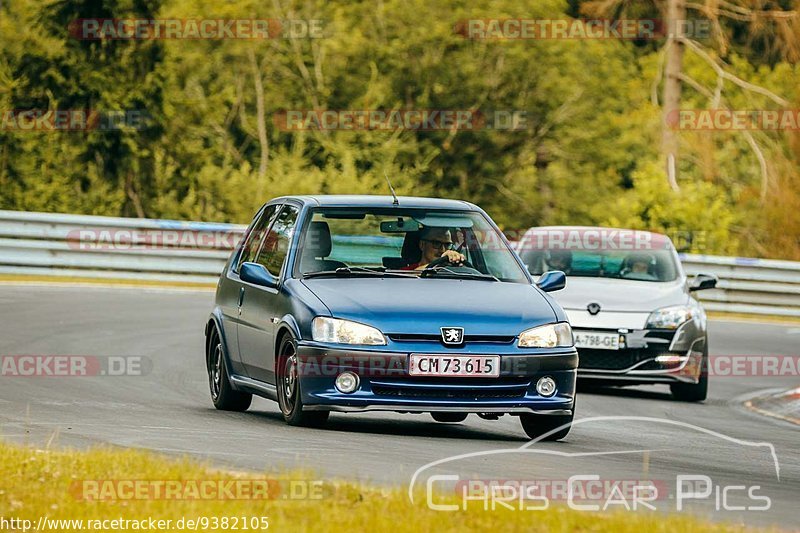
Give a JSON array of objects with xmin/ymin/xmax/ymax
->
[
  {"xmin": 255, "ymin": 205, "xmax": 299, "ymax": 276},
  {"xmin": 237, "ymin": 205, "xmax": 280, "ymax": 271}
]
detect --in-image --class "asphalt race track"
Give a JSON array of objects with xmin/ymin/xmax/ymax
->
[{"xmin": 1, "ymin": 284, "xmax": 797, "ymax": 529}]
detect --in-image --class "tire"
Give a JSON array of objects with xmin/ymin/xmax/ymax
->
[
  {"xmin": 431, "ymin": 412, "xmax": 468, "ymax": 423},
  {"xmin": 670, "ymin": 344, "xmax": 708, "ymax": 402},
  {"xmin": 208, "ymin": 328, "xmax": 252, "ymax": 412},
  {"xmin": 276, "ymin": 333, "xmax": 329, "ymax": 427},
  {"xmin": 519, "ymin": 413, "xmax": 573, "ymax": 441}
]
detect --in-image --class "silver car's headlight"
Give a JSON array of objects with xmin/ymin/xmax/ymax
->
[
  {"xmin": 645, "ymin": 305, "xmax": 695, "ymax": 329},
  {"xmin": 311, "ymin": 317, "xmax": 386, "ymax": 345},
  {"xmin": 518, "ymin": 322, "xmax": 573, "ymax": 348}
]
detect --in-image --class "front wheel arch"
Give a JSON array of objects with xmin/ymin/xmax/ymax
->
[
  {"xmin": 205, "ymin": 319, "xmax": 218, "ymax": 371},
  {"xmin": 274, "ymin": 326, "xmax": 294, "ymax": 366},
  {"xmin": 273, "ymin": 315, "xmax": 304, "ymax": 362},
  {"xmin": 274, "ymin": 329, "xmax": 329, "ymax": 427}
]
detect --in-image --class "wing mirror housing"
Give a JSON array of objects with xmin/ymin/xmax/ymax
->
[
  {"xmin": 536, "ymin": 270, "xmax": 567, "ymax": 292},
  {"xmin": 240, "ymin": 262, "xmax": 278, "ymax": 289},
  {"xmin": 689, "ymin": 273, "xmax": 718, "ymax": 292}
]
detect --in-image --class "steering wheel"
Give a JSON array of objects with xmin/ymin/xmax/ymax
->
[{"xmin": 424, "ymin": 254, "xmax": 477, "ymax": 271}]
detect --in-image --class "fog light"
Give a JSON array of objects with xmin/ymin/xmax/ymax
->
[
  {"xmin": 536, "ymin": 376, "xmax": 557, "ymax": 397},
  {"xmin": 655, "ymin": 355, "xmax": 687, "ymax": 364},
  {"xmin": 335, "ymin": 371, "xmax": 359, "ymax": 393}
]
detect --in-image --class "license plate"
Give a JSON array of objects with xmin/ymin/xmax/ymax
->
[
  {"xmin": 408, "ymin": 355, "xmax": 500, "ymax": 377},
  {"xmin": 574, "ymin": 331, "xmax": 620, "ymax": 350}
]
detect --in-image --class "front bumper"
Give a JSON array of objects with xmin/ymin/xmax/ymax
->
[{"xmin": 295, "ymin": 343, "xmax": 577, "ymax": 414}]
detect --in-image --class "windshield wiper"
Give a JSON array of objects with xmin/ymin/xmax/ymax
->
[
  {"xmin": 303, "ymin": 266, "xmax": 415, "ymax": 279},
  {"xmin": 419, "ymin": 266, "xmax": 499, "ymax": 281}
]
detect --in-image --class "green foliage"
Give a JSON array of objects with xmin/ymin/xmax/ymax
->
[
  {"xmin": 1, "ymin": 0, "xmax": 798, "ymax": 258},
  {"xmin": 598, "ymin": 161, "xmax": 737, "ymax": 255}
]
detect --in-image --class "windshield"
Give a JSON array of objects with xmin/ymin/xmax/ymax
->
[
  {"xmin": 519, "ymin": 235, "xmax": 681, "ymax": 283},
  {"xmin": 295, "ymin": 208, "xmax": 529, "ymax": 283}
]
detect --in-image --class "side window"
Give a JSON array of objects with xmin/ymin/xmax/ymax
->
[
  {"xmin": 236, "ymin": 205, "xmax": 279, "ymax": 271},
  {"xmin": 255, "ymin": 205, "xmax": 299, "ymax": 276}
]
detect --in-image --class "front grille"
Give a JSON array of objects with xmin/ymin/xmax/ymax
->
[
  {"xmin": 643, "ymin": 329, "xmax": 676, "ymax": 342},
  {"xmin": 387, "ymin": 334, "xmax": 516, "ymax": 344},
  {"xmin": 370, "ymin": 376, "xmax": 530, "ymax": 400},
  {"xmin": 375, "ymin": 377, "xmax": 531, "ymax": 387},
  {"xmin": 371, "ymin": 385, "xmax": 527, "ymax": 400},
  {"xmin": 579, "ymin": 350, "xmax": 640, "ymax": 370},
  {"xmin": 579, "ymin": 348, "xmax": 673, "ymax": 370}
]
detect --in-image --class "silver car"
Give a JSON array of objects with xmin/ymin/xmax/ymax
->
[{"xmin": 516, "ymin": 226, "xmax": 717, "ymax": 402}]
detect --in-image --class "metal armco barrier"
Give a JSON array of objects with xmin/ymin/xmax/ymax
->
[
  {"xmin": 679, "ymin": 254, "xmax": 800, "ymax": 317},
  {"xmin": 0, "ymin": 210, "xmax": 798, "ymax": 316},
  {"xmin": 0, "ymin": 210, "xmax": 245, "ymax": 285}
]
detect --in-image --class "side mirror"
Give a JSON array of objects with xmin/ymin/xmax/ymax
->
[
  {"xmin": 240, "ymin": 262, "xmax": 278, "ymax": 289},
  {"xmin": 689, "ymin": 273, "xmax": 718, "ymax": 292},
  {"xmin": 536, "ymin": 270, "xmax": 567, "ymax": 292}
]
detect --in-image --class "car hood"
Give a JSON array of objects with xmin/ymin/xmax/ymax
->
[
  {"xmin": 552, "ymin": 277, "xmax": 688, "ymax": 312},
  {"xmin": 301, "ymin": 277, "xmax": 557, "ymax": 335}
]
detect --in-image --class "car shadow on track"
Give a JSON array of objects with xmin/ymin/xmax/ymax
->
[
  {"xmin": 211, "ymin": 407, "xmax": 528, "ymax": 442},
  {"xmin": 577, "ymin": 382, "xmax": 674, "ymax": 401},
  {"xmin": 323, "ymin": 416, "xmax": 526, "ymax": 442}
]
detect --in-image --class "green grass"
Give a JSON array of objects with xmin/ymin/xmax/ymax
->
[{"xmin": 0, "ymin": 442, "xmax": 759, "ymax": 532}]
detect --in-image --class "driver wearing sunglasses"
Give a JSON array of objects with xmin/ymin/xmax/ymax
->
[{"xmin": 404, "ymin": 226, "xmax": 466, "ymax": 270}]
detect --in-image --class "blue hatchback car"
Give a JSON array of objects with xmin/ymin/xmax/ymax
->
[{"xmin": 205, "ymin": 195, "xmax": 578, "ymax": 440}]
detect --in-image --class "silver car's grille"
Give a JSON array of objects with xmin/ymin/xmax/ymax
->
[
  {"xmin": 579, "ymin": 348, "xmax": 671, "ymax": 370},
  {"xmin": 579, "ymin": 350, "xmax": 642, "ymax": 370}
]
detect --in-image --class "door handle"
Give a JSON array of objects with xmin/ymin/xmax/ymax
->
[{"xmin": 238, "ymin": 287, "xmax": 245, "ymax": 310}]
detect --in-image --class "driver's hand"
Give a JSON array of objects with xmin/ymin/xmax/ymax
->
[{"xmin": 441, "ymin": 250, "xmax": 466, "ymax": 265}]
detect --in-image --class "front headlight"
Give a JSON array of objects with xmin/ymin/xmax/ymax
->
[
  {"xmin": 311, "ymin": 317, "xmax": 387, "ymax": 345},
  {"xmin": 518, "ymin": 322, "xmax": 573, "ymax": 348},
  {"xmin": 645, "ymin": 305, "xmax": 695, "ymax": 329}
]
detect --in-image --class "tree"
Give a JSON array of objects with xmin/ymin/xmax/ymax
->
[{"xmin": 581, "ymin": 0, "xmax": 799, "ymax": 195}]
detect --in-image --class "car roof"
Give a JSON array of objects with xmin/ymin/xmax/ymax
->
[
  {"xmin": 525, "ymin": 225, "xmax": 671, "ymax": 241},
  {"xmin": 268, "ymin": 195, "xmax": 478, "ymax": 210}
]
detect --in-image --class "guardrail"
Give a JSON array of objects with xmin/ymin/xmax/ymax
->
[
  {"xmin": 679, "ymin": 254, "xmax": 800, "ymax": 317},
  {"xmin": 0, "ymin": 210, "xmax": 798, "ymax": 316},
  {"xmin": 0, "ymin": 210, "xmax": 245, "ymax": 285}
]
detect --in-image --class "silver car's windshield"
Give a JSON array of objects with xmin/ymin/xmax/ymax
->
[
  {"xmin": 295, "ymin": 208, "xmax": 529, "ymax": 283},
  {"xmin": 521, "ymin": 248, "xmax": 680, "ymax": 282}
]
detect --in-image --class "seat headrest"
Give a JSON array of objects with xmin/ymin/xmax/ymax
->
[
  {"xmin": 305, "ymin": 221, "xmax": 332, "ymax": 258},
  {"xmin": 401, "ymin": 231, "xmax": 422, "ymax": 263}
]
